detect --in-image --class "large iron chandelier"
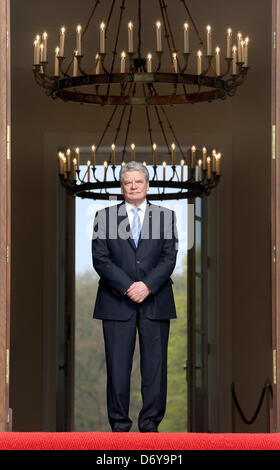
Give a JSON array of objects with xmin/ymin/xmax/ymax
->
[
  {"xmin": 32, "ymin": 0, "xmax": 250, "ymax": 200},
  {"xmin": 57, "ymin": 143, "xmax": 221, "ymax": 200},
  {"xmin": 32, "ymin": 0, "xmax": 250, "ymax": 106}
]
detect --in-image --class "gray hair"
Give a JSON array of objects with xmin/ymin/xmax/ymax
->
[{"xmin": 119, "ymin": 161, "xmax": 149, "ymax": 183}]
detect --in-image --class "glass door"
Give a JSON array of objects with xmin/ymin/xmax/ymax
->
[
  {"xmin": 73, "ymin": 164, "xmax": 188, "ymax": 431},
  {"xmin": 187, "ymin": 196, "xmax": 208, "ymax": 432}
]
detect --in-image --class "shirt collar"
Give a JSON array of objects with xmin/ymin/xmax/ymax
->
[{"xmin": 125, "ymin": 198, "xmax": 147, "ymax": 213}]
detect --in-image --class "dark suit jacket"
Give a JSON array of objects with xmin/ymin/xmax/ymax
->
[{"xmin": 91, "ymin": 200, "xmax": 178, "ymax": 320}]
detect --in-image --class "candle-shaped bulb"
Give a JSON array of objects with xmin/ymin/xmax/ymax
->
[
  {"xmin": 171, "ymin": 143, "xmax": 176, "ymax": 166},
  {"xmin": 202, "ymin": 147, "xmax": 207, "ymax": 170},
  {"xmin": 206, "ymin": 25, "xmax": 212, "ymax": 55},
  {"xmin": 183, "ymin": 22, "xmax": 190, "ymax": 53},
  {"xmin": 215, "ymin": 46, "xmax": 221, "ymax": 76},
  {"xmin": 232, "ymin": 45, "xmax": 237, "ymax": 74},
  {"xmin": 120, "ymin": 50, "xmax": 126, "ymax": 73},
  {"xmin": 156, "ymin": 21, "xmax": 162, "ymax": 51},
  {"xmin": 198, "ymin": 159, "xmax": 202, "ymax": 181},
  {"xmin": 152, "ymin": 143, "xmax": 157, "ymax": 165},
  {"xmin": 226, "ymin": 27, "xmax": 232, "ymax": 58},
  {"xmin": 191, "ymin": 145, "xmax": 196, "ymax": 169},
  {"xmin": 59, "ymin": 26, "xmax": 66, "ymax": 57},
  {"xmin": 180, "ymin": 159, "xmax": 184, "ymax": 182},
  {"xmin": 111, "ymin": 143, "xmax": 116, "ymax": 165},
  {"xmin": 54, "ymin": 47, "xmax": 60, "ymax": 76},
  {"xmin": 128, "ymin": 22, "xmax": 134, "ymax": 52},
  {"xmin": 162, "ymin": 161, "xmax": 166, "ymax": 180},
  {"xmin": 100, "ymin": 22, "xmax": 106, "ymax": 53},
  {"xmin": 197, "ymin": 50, "xmax": 202, "ymax": 75},
  {"xmin": 147, "ymin": 53, "xmax": 152, "ymax": 72},
  {"xmin": 244, "ymin": 37, "xmax": 249, "ymax": 67},
  {"xmin": 76, "ymin": 25, "xmax": 82, "ymax": 55},
  {"xmin": 40, "ymin": 43, "xmax": 44, "ymax": 62},
  {"xmin": 237, "ymin": 32, "xmax": 243, "ymax": 62},
  {"xmin": 172, "ymin": 52, "xmax": 178, "ymax": 73},
  {"xmin": 91, "ymin": 145, "xmax": 96, "ymax": 167},
  {"xmin": 131, "ymin": 143, "xmax": 135, "ymax": 160}
]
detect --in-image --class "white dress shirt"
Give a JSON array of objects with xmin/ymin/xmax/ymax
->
[{"xmin": 125, "ymin": 199, "xmax": 147, "ymax": 230}]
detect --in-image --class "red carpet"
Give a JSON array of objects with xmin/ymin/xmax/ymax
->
[{"xmin": 0, "ymin": 432, "xmax": 280, "ymax": 450}]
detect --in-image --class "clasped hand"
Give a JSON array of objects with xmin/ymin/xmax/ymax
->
[{"xmin": 126, "ymin": 281, "xmax": 151, "ymax": 303}]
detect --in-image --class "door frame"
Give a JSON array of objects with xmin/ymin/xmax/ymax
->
[
  {"xmin": 271, "ymin": 0, "xmax": 280, "ymax": 432},
  {"xmin": 0, "ymin": 0, "xmax": 11, "ymax": 432}
]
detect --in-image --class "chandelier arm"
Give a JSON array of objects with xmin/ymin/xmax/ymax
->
[
  {"xmin": 179, "ymin": 0, "xmax": 216, "ymax": 76},
  {"xmin": 113, "ymin": 105, "xmax": 127, "ymax": 146},
  {"xmin": 158, "ymin": 0, "xmax": 189, "ymax": 99},
  {"xmin": 137, "ymin": 0, "xmax": 142, "ymax": 59},
  {"xmin": 121, "ymin": 103, "xmax": 134, "ymax": 163},
  {"xmin": 179, "ymin": 0, "xmax": 204, "ymax": 49},
  {"xmin": 142, "ymin": 84, "xmax": 154, "ymax": 149},
  {"xmin": 105, "ymin": 0, "xmax": 118, "ymax": 36},
  {"xmin": 142, "ymin": 83, "xmax": 161, "ymax": 194},
  {"xmin": 65, "ymin": 0, "xmax": 102, "ymax": 75},
  {"xmin": 148, "ymin": 81, "xmax": 187, "ymax": 165},
  {"xmin": 158, "ymin": 0, "xmax": 173, "ymax": 66},
  {"xmin": 33, "ymin": 68, "xmax": 55, "ymax": 91},
  {"xmin": 159, "ymin": 0, "xmax": 180, "ymax": 61},
  {"xmin": 95, "ymin": 105, "xmax": 118, "ymax": 154},
  {"xmin": 106, "ymin": 0, "xmax": 126, "ymax": 99},
  {"xmin": 145, "ymin": 82, "xmax": 170, "ymax": 157},
  {"xmin": 159, "ymin": 104, "xmax": 187, "ymax": 163}
]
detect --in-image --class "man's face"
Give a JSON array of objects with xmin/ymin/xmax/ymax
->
[{"xmin": 121, "ymin": 170, "xmax": 149, "ymax": 205}]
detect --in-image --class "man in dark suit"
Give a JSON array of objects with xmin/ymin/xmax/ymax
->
[{"xmin": 92, "ymin": 161, "xmax": 178, "ymax": 432}]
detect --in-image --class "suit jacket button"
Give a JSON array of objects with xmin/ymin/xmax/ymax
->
[{"xmin": 136, "ymin": 260, "xmax": 140, "ymax": 264}]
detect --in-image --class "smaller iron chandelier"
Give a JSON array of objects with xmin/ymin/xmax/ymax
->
[
  {"xmin": 32, "ymin": 0, "xmax": 250, "ymax": 106},
  {"xmin": 57, "ymin": 143, "xmax": 221, "ymax": 200}
]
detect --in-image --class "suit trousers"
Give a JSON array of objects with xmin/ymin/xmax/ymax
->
[{"xmin": 102, "ymin": 307, "xmax": 170, "ymax": 432}]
